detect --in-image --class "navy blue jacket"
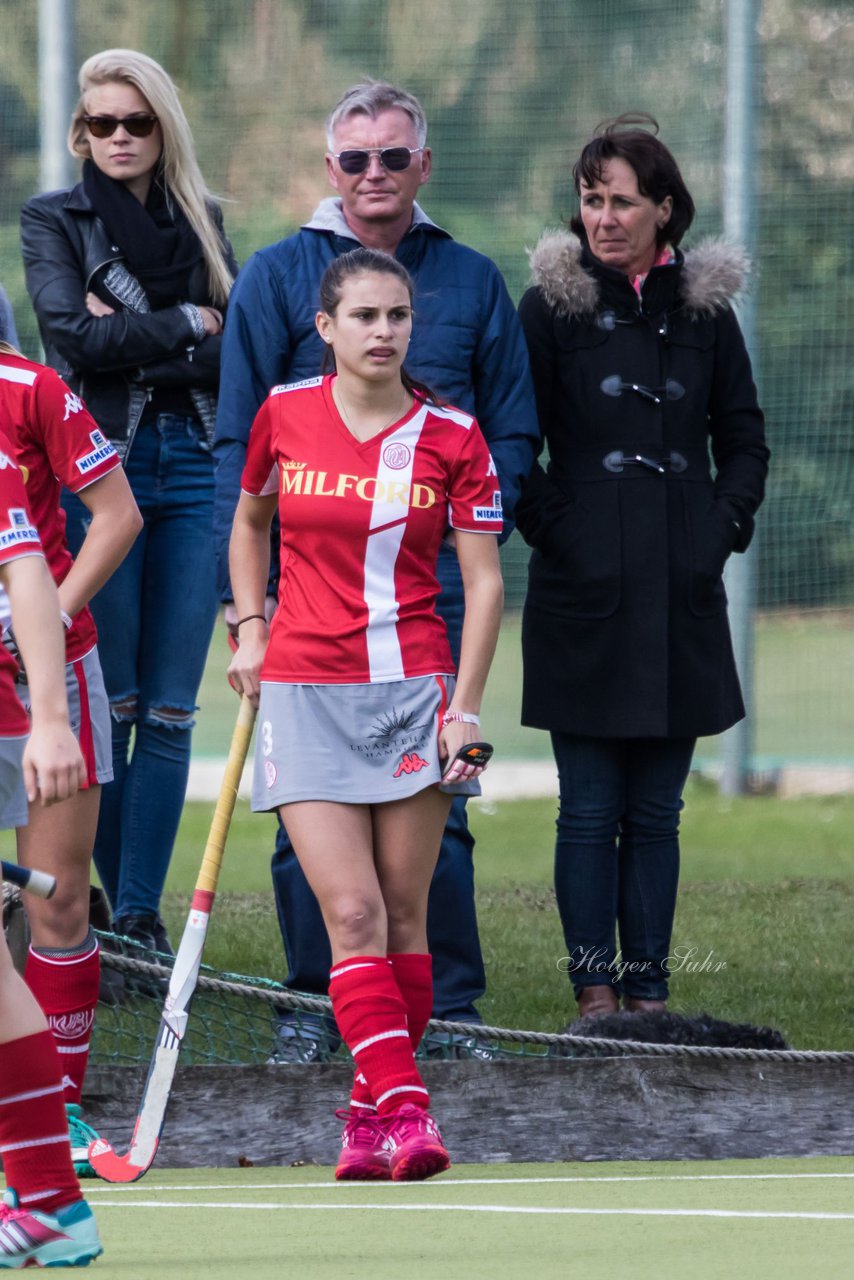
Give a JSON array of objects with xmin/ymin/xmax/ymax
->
[{"xmin": 214, "ymin": 198, "xmax": 537, "ymax": 598}]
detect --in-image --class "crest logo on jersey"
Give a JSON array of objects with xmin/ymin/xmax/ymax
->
[
  {"xmin": 382, "ymin": 442, "xmax": 411, "ymax": 471},
  {"xmin": 63, "ymin": 392, "xmax": 85, "ymax": 421},
  {"xmin": 393, "ymin": 752, "xmax": 429, "ymax": 777},
  {"xmin": 0, "ymin": 508, "xmax": 39, "ymax": 550},
  {"xmin": 76, "ymin": 429, "xmax": 115, "ymax": 475},
  {"xmin": 472, "ymin": 491, "xmax": 503, "ymax": 523},
  {"xmin": 281, "ymin": 459, "xmax": 308, "ymax": 470},
  {"xmin": 265, "ymin": 760, "xmax": 278, "ymax": 789}
]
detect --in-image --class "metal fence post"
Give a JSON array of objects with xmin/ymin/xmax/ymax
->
[
  {"xmin": 720, "ymin": 0, "xmax": 760, "ymax": 795},
  {"xmin": 38, "ymin": 0, "xmax": 76, "ymax": 193}
]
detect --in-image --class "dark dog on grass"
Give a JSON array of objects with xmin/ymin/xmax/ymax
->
[{"xmin": 563, "ymin": 1010, "xmax": 789, "ymax": 1051}]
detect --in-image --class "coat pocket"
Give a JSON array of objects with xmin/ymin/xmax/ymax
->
[
  {"xmin": 527, "ymin": 485, "xmax": 622, "ymax": 620},
  {"xmin": 684, "ymin": 487, "xmax": 734, "ymax": 617}
]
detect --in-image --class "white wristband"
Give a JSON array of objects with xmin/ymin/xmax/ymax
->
[
  {"xmin": 60, "ymin": 610, "xmax": 73, "ymax": 630},
  {"xmin": 442, "ymin": 710, "xmax": 480, "ymax": 726}
]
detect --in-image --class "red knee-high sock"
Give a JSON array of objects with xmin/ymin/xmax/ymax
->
[
  {"xmin": 24, "ymin": 932, "xmax": 100, "ymax": 1106},
  {"xmin": 330, "ymin": 956, "xmax": 429, "ymax": 1116},
  {"xmin": 0, "ymin": 1030, "xmax": 81, "ymax": 1213},
  {"xmin": 350, "ymin": 952, "xmax": 434, "ymax": 1114},
  {"xmin": 389, "ymin": 953, "xmax": 433, "ymax": 1050}
]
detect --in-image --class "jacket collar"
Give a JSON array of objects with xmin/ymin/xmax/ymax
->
[
  {"xmin": 301, "ymin": 196, "xmax": 450, "ymax": 242},
  {"xmin": 527, "ymin": 229, "xmax": 751, "ymax": 320},
  {"xmin": 62, "ymin": 182, "xmax": 94, "ymax": 214}
]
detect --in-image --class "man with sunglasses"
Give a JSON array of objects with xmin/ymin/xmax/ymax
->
[{"xmin": 214, "ymin": 79, "xmax": 537, "ymax": 1063}]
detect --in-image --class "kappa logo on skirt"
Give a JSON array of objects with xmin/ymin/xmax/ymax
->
[{"xmin": 393, "ymin": 752, "xmax": 429, "ymax": 778}]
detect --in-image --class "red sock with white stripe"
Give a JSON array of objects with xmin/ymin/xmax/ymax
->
[
  {"xmin": 349, "ymin": 952, "xmax": 434, "ymax": 1114},
  {"xmin": 0, "ymin": 1030, "xmax": 80, "ymax": 1213},
  {"xmin": 24, "ymin": 930, "xmax": 100, "ymax": 1106},
  {"xmin": 330, "ymin": 955, "xmax": 429, "ymax": 1116}
]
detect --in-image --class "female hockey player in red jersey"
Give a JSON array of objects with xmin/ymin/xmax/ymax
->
[
  {"xmin": 228, "ymin": 248, "xmax": 504, "ymax": 1182},
  {"xmin": 0, "ymin": 435, "xmax": 103, "ymax": 1267},
  {"xmin": 0, "ymin": 343, "xmax": 140, "ymax": 1171}
]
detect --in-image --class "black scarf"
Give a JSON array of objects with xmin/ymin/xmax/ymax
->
[{"xmin": 82, "ymin": 159, "xmax": 204, "ymax": 308}]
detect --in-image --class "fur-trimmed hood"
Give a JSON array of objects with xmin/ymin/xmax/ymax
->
[{"xmin": 527, "ymin": 229, "xmax": 750, "ymax": 321}]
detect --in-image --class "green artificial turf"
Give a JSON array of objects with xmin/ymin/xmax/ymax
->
[{"xmin": 70, "ymin": 1159, "xmax": 854, "ymax": 1280}]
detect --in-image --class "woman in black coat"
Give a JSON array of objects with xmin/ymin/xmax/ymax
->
[
  {"xmin": 20, "ymin": 49, "xmax": 237, "ymax": 955},
  {"xmin": 516, "ymin": 116, "xmax": 769, "ymax": 1019}
]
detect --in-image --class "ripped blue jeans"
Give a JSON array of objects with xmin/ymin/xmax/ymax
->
[{"xmin": 63, "ymin": 414, "xmax": 218, "ymax": 918}]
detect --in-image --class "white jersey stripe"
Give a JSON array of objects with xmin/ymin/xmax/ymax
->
[
  {"xmin": 364, "ymin": 409, "xmax": 427, "ymax": 681},
  {"xmin": 364, "ymin": 524, "xmax": 407, "ymax": 681},
  {"xmin": 0, "ymin": 363, "xmax": 37, "ymax": 387}
]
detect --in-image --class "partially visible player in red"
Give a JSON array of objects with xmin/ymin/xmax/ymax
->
[
  {"xmin": 0, "ymin": 434, "xmax": 103, "ymax": 1268},
  {"xmin": 228, "ymin": 248, "xmax": 504, "ymax": 1182},
  {"xmin": 0, "ymin": 342, "xmax": 141, "ymax": 1173}
]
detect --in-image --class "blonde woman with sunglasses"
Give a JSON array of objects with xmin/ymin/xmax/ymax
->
[{"xmin": 21, "ymin": 49, "xmax": 237, "ymax": 969}]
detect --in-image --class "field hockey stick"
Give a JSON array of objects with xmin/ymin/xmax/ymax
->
[
  {"xmin": 0, "ymin": 861, "xmax": 56, "ymax": 899},
  {"xmin": 88, "ymin": 694, "xmax": 256, "ymax": 1183}
]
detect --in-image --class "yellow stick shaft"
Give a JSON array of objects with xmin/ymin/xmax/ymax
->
[{"xmin": 195, "ymin": 695, "xmax": 257, "ymax": 895}]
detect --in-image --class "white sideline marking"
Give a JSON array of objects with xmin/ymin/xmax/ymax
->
[
  {"xmin": 91, "ymin": 1200, "xmax": 854, "ymax": 1220},
  {"xmin": 84, "ymin": 1172, "xmax": 854, "ymax": 1193}
]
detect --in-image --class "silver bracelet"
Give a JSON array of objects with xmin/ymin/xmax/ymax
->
[{"xmin": 442, "ymin": 710, "xmax": 480, "ymax": 726}]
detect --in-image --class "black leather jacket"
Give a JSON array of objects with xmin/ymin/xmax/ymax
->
[{"xmin": 21, "ymin": 183, "xmax": 237, "ymax": 460}]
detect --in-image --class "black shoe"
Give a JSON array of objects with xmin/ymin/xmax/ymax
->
[
  {"xmin": 112, "ymin": 914, "xmax": 171, "ymax": 997},
  {"xmin": 267, "ymin": 1016, "xmax": 339, "ymax": 1064},
  {"xmin": 89, "ymin": 887, "xmax": 126, "ymax": 1006},
  {"xmin": 112, "ymin": 913, "xmax": 173, "ymax": 957},
  {"xmin": 421, "ymin": 1030, "xmax": 497, "ymax": 1061}
]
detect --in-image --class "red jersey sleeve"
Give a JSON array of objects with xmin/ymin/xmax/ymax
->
[
  {"xmin": 241, "ymin": 397, "xmax": 278, "ymax": 497},
  {"xmin": 32, "ymin": 367, "xmax": 119, "ymax": 493},
  {"xmin": 446, "ymin": 419, "xmax": 504, "ymax": 534},
  {"xmin": 0, "ymin": 442, "xmax": 43, "ymax": 565}
]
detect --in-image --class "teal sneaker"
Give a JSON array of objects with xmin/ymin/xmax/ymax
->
[
  {"xmin": 66, "ymin": 1103, "xmax": 100, "ymax": 1179},
  {"xmin": 0, "ymin": 1188, "xmax": 103, "ymax": 1268}
]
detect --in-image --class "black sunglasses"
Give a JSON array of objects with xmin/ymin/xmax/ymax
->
[
  {"xmin": 83, "ymin": 114, "xmax": 159, "ymax": 139},
  {"xmin": 331, "ymin": 146, "xmax": 422, "ymax": 175}
]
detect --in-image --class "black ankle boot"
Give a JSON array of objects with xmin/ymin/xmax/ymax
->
[
  {"xmin": 112, "ymin": 913, "xmax": 159, "ymax": 953},
  {"xmin": 111, "ymin": 914, "xmax": 171, "ymax": 998},
  {"xmin": 89, "ymin": 887, "xmax": 126, "ymax": 1006}
]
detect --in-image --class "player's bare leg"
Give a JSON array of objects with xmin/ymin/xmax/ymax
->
[{"xmin": 282, "ymin": 791, "xmax": 452, "ymax": 1181}]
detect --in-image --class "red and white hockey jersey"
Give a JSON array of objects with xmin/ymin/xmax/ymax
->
[
  {"xmin": 241, "ymin": 375, "xmax": 503, "ymax": 684},
  {"xmin": 0, "ymin": 352, "xmax": 120, "ymax": 662},
  {"xmin": 0, "ymin": 429, "xmax": 45, "ymax": 735}
]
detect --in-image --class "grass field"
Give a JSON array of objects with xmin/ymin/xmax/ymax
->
[
  {"xmin": 55, "ymin": 1159, "xmax": 854, "ymax": 1279},
  {"xmin": 195, "ymin": 609, "xmax": 854, "ymax": 764},
  {"xmin": 157, "ymin": 783, "xmax": 854, "ymax": 1051}
]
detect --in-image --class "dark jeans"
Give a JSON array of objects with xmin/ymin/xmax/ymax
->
[
  {"xmin": 63, "ymin": 415, "xmax": 218, "ymax": 919},
  {"xmin": 272, "ymin": 542, "xmax": 487, "ymax": 1022},
  {"xmin": 550, "ymin": 732, "xmax": 696, "ymax": 1002}
]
